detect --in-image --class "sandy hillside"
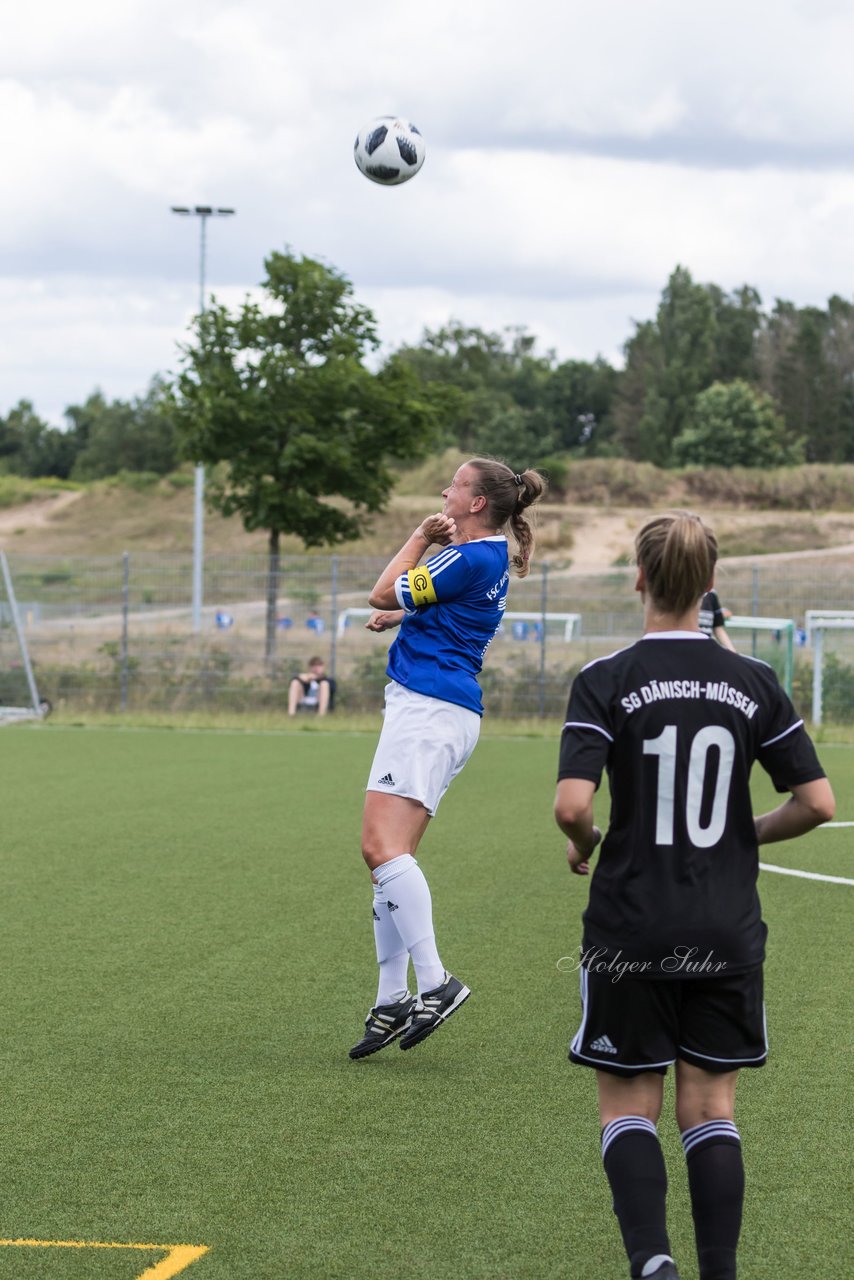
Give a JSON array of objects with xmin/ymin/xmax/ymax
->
[{"xmin": 3, "ymin": 483, "xmax": 854, "ymax": 571}]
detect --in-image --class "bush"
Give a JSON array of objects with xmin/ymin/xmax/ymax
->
[
  {"xmin": 393, "ymin": 448, "xmax": 468, "ymax": 497},
  {"xmin": 560, "ymin": 459, "xmax": 674, "ymax": 506},
  {"xmin": 166, "ymin": 470, "xmax": 195, "ymax": 490},
  {"xmin": 535, "ymin": 455, "xmax": 570, "ymax": 497},
  {"xmin": 682, "ymin": 464, "xmax": 854, "ymax": 510},
  {"xmin": 673, "ymin": 380, "xmax": 803, "ymax": 469},
  {"xmin": 0, "ymin": 475, "xmax": 77, "ymax": 509},
  {"xmin": 108, "ymin": 470, "xmax": 161, "ymax": 492},
  {"xmin": 790, "ymin": 653, "xmax": 854, "ymax": 724},
  {"xmin": 335, "ymin": 649, "xmax": 388, "ymax": 713},
  {"xmin": 822, "ymin": 652, "xmax": 854, "ymax": 723}
]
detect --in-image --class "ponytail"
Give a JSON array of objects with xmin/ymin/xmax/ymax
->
[
  {"xmin": 466, "ymin": 457, "xmax": 548, "ymax": 577},
  {"xmin": 635, "ymin": 511, "xmax": 718, "ymax": 613}
]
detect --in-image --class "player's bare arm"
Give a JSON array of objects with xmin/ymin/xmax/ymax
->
[
  {"xmin": 365, "ymin": 610, "xmax": 404, "ymax": 632},
  {"xmin": 754, "ymin": 777, "xmax": 835, "ymax": 845},
  {"xmin": 714, "ymin": 624, "xmax": 736, "ymax": 652},
  {"xmin": 367, "ymin": 515, "xmax": 457, "ymax": 610},
  {"xmin": 554, "ymin": 777, "xmax": 602, "ymax": 875}
]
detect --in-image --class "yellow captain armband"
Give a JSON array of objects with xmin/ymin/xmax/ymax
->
[{"xmin": 407, "ymin": 565, "xmax": 437, "ymax": 606}]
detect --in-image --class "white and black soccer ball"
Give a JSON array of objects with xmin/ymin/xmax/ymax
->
[{"xmin": 354, "ymin": 117, "xmax": 425, "ymax": 186}]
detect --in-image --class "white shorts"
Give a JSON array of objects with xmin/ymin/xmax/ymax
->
[{"xmin": 366, "ymin": 682, "xmax": 481, "ymax": 816}]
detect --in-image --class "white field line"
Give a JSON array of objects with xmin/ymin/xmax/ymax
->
[{"xmin": 759, "ymin": 863, "xmax": 854, "ymax": 886}]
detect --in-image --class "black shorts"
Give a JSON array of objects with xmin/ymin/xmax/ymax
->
[{"xmin": 569, "ymin": 964, "xmax": 768, "ymax": 1077}]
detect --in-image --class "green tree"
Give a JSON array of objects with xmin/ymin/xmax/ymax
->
[
  {"xmin": 637, "ymin": 266, "xmax": 718, "ymax": 465},
  {"xmin": 391, "ymin": 323, "xmax": 616, "ymax": 462},
  {"xmin": 820, "ymin": 295, "xmax": 854, "ymax": 461},
  {"xmin": 471, "ymin": 404, "xmax": 557, "ymax": 463},
  {"xmin": 708, "ymin": 284, "xmax": 762, "ymax": 383},
  {"xmin": 67, "ymin": 378, "xmax": 179, "ymax": 479},
  {"xmin": 757, "ymin": 297, "xmax": 854, "ymax": 462},
  {"xmin": 611, "ymin": 321, "xmax": 662, "ymax": 460},
  {"xmin": 614, "ymin": 273, "xmax": 766, "ymax": 465},
  {"xmin": 537, "ymin": 357, "xmax": 619, "ymax": 454},
  {"xmin": 390, "ymin": 322, "xmax": 551, "ymax": 452},
  {"xmin": 672, "ymin": 379, "xmax": 804, "ymax": 468},
  {"xmin": 173, "ymin": 250, "xmax": 441, "ymax": 664},
  {"xmin": 0, "ymin": 400, "xmax": 77, "ymax": 478}
]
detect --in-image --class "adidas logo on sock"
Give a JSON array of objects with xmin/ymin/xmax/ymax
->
[
  {"xmin": 386, "ymin": 900, "xmax": 398, "ymax": 912},
  {"xmin": 377, "ymin": 772, "xmax": 395, "ymax": 786},
  {"xmin": 590, "ymin": 1034, "xmax": 618, "ymax": 1054},
  {"xmin": 372, "ymin": 908, "xmax": 380, "ymax": 921}
]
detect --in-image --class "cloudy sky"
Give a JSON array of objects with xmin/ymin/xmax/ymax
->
[{"xmin": 3, "ymin": 0, "xmax": 854, "ymax": 425}]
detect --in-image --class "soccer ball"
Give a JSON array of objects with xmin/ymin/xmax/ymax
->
[{"xmin": 354, "ymin": 117, "xmax": 425, "ymax": 186}]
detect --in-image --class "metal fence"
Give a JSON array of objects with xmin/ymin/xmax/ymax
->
[{"xmin": 2, "ymin": 551, "xmax": 853, "ymax": 722}]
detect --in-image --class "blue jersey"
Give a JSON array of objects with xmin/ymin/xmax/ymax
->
[{"xmin": 388, "ymin": 536, "xmax": 510, "ymax": 715}]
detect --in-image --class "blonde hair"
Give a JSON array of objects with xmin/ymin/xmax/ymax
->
[
  {"xmin": 635, "ymin": 511, "xmax": 718, "ymax": 614},
  {"xmin": 466, "ymin": 457, "xmax": 548, "ymax": 578}
]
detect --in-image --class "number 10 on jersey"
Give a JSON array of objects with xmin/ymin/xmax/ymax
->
[{"xmin": 643, "ymin": 726, "xmax": 736, "ymax": 848}]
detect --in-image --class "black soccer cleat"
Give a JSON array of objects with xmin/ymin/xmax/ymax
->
[
  {"xmin": 634, "ymin": 1261, "xmax": 681, "ymax": 1280},
  {"xmin": 349, "ymin": 994, "xmax": 416, "ymax": 1060},
  {"xmin": 399, "ymin": 973, "xmax": 471, "ymax": 1051}
]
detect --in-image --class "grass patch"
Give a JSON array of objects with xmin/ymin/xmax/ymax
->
[
  {"xmin": 0, "ymin": 475, "xmax": 80, "ymax": 509},
  {"xmin": 42, "ymin": 707, "xmax": 571, "ymax": 740},
  {"xmin": 0, "ymin": 726, "xmax": 849, "ymax": 1278},
  {"xmin": 38, "ymin": 706, "xmax": 854, "ymax": 743},
  {"xmin": 717, "ymin": 518, "xmax": 825, "ymax": 557}
]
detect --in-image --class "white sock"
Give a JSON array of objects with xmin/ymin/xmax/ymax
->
[
  {"xmin": 371, "ymin": 882, "xmax": 409, "ymax": 1005},
  {"xmin": 373, "ymin": 854, "xmax": 445, "ymax": 994}
]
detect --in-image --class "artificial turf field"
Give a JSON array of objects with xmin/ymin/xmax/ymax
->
[{"xmin": 0, "ymin": 724, "xmax": 850, "ymax": 1280}]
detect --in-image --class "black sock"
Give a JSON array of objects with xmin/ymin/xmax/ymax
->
[
  {"xmin": 681, "ymin": 1120, "xmax": 744, "ymax": 1280},
  {"xmin": 601, "ymin": 1116, "xmax": 672, "ymax": 1278}
]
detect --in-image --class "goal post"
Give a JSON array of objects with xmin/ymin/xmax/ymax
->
[
  {"xmin": 805, "ymin": 610, "xmax": 854, "ymax": 726},
  {"xmin": 724, "ymin": 615, "xmax": 794, "ymax": 696},
  {"xmin": 0, "ymin": 550, "xmax": 46, "ymax": 724},
  {"xmin": 336, "ymin": 607, "xmax": 581, "ymax": 641}
]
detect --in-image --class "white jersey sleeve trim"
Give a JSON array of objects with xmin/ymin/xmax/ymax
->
[
  {"xmin": 428, "ymin": 547, "xmax": 462, "ymax": 578},
  {"xmin": 563, "ymin": 720, "xmax": 614, "ymax": 743},
  {"xmin": 760, "ymin": 719, "xmax": 803, "ymax": 748},
  {"xmin": 580, "ymin": 644, "xmax": 632, "ymax": 673},
  {"xmin": 393, "ymin": 576, "xmax": 417, "ymax": 613}
]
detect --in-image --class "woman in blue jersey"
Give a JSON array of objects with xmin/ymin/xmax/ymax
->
[{"xmin": 349, "ymin": 457, "xmax": 547, "ymax": 1059}]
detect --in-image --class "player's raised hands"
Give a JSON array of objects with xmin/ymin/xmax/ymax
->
[{"xmin": 418, "ymin": 513, "xmax": 457, "ymax": 545}]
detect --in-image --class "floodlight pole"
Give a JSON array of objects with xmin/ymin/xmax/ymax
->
[{"xmin": 171, "ymin": 204, "xmax": 236, "ymax": 632}]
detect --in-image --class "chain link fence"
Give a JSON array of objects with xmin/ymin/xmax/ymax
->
[{"xmin": 2, "ymin": 551, "xmax": 853, "ymax": 723}]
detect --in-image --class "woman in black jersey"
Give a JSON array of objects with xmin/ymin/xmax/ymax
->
[
  {"xmin": 554, "ymin": 511, "xmax": 834, "ymax": 1280},
  {"xmin": 699, "ymin": 588, "xmax": 735, "ymax": 650}
]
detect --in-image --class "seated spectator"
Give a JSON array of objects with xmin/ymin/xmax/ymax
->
[{"xmin": 288, "ymin": 656, "xmax": 335, "ymax": 716}]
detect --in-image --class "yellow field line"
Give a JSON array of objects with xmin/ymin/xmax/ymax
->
[
  {"xmin": 136, "ymin": 1246, "xmax": 209, "ymax": 1279},
  {"xmin": 0, "ymin": 1239, "xmax": 209, "ymax": 1278}
]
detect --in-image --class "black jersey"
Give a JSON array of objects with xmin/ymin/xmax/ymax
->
[
  {"xmin": 558, "ymin": 632, "xmax": 825, "ymax": 978},
  {"xmin": 699, "ymin": 589, "xmax": 725, "ymax": 637}
]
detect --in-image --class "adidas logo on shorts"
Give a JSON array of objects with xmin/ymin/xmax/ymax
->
[
  {"xmin": 590, "ymin": 1034, "xmax": 618, "ymax": 1054},
  {"xmin": 377, "ymin": 772, "xmax": 395, "ymax": 786}
]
